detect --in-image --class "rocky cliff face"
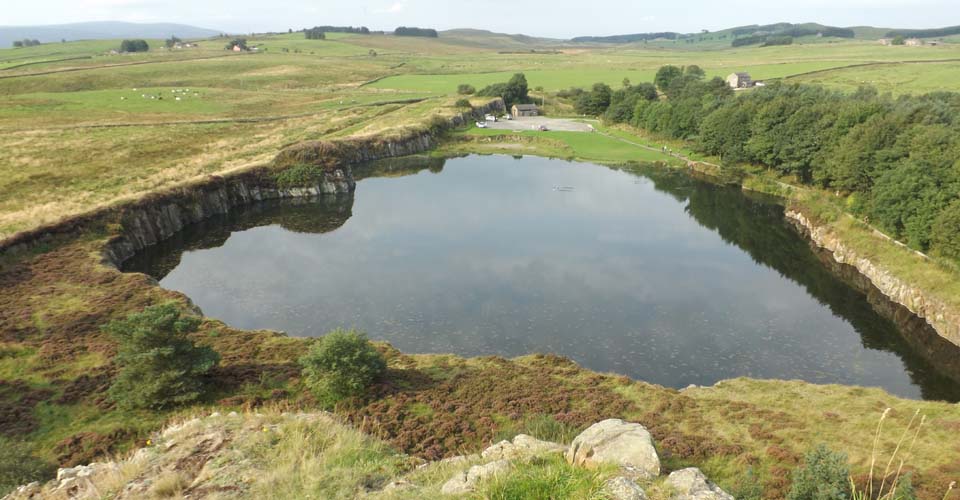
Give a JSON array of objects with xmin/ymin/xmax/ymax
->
[
  {"xmin": 103, "ymin": 99, "xmax": 504, "ymax": 267},
  {"xmin": 102, "ymin": 170, "xmax": 354, "ymax": 266},
  {"xmin": 0, "ymin": 99, "xmax": 505, "ymax": 266},
  {"xmin": 786, "ymin": 209, "xmax": 960, "ymax": 349}
]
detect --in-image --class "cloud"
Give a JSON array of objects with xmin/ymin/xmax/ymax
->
[{"xmin": 374, "ymin": 1, "xmax": 407, "ymax": 14}]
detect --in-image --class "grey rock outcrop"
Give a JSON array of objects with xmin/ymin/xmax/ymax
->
[
  {"xmin": 786, "ymin": 209, "xmax": 959, "ymax": 348},
  {"xmin": 566, "ymin": 419, "xmax": 660, "ymax": 479},
  {"xmin": 605, "ymin": 476, "xmax": 648, "ymax": 500},
  {"xmin": 440, "ymin": 459, "xmax": 512, "ymax": 495},
  {"xmin": 481, "ymin": 434, "xmax": 565, "ymax": 461},
  {"xmin": 666, "ymin": 468, "xmax": 734, "ymax": 500}
]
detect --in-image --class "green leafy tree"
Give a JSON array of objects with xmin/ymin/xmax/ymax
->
[
  {"xmin": 105, "ymin": 303, "xmax": 220, "ymax": 410},
  {"xmin": 476, "ymin": 73, "xmax": 530, "ymax": 108},
  {"xmin": 574, "ymin": 82, "xmax": 612, "ymax": 116},
  {"xmin": 787, "ymin": 444, "xmax": 850, "ymax": 500},
  {"xmin": 119, "ymin": 39, "xmax": 149, "ymax": 53},
  {"xmin": 457, "ymin": 83, "xmax": 476, "ymax": 95},
  {"xmin": 164, "ymin": 35, "xmax": 182, "ymax": 48},
  {"xmin": 684, "ymin": 64, "xmax": 706, "ymax": 80},
  {"xmin": 225, "ymin": 38, "xmax": 248, "ymax": 51},
  {"xmin": 603, "ymin": 82, "xmax": 657, "ymax": 123},
  {"xmin": 454, "ymin": 98, "xmax": 472, "ymax": 108},
  {"xmin": 932, "ymin": 199, "xmax": 960, "ymax": 260},
  {"xmin": 698, "ymin": 103, "xmax": 752, "ymax": 163},
  {"xmin": 304, "ymin": 28, "xmax": 326, "ymax": 40},
  {"xmin": 299, "ymin": 329, "xmax": 386, "ymax": 405},
  {"xmin": 654, "ymin": 65, "xmax": 683, "ymax": 92},
  {"xmin": 869, "ymin": 163, "xmax": 949, "ymax": 250},
  {"xmin": 892, "ymin": 35, "xmax": 906, "ymax": 45}
]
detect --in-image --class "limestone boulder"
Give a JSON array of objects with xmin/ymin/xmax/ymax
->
[
  {"xmin": 482, "ymin": 434, "xmax": 565, "ymax": 460},
  {"xmin": 666, "ymin": 468, "xmax": 734, "ymax": 500},
  {"xmin": 565, "ymin": 419, "xmax": 660, "ymax": 479},
  {"xmin": 441, "ymin": 459, "xmax": 512, "ymax": 495},
  {"xmin": 605, "ymin": 476, "xmax": 648, "ymax": 500}
]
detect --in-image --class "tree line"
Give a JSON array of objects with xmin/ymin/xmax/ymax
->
[
  {"xmin": 569, "ymin": 66, "xmax": 960, "ymax": 261},
  {"xmin": 306, "ymin": 25, "xmax": 370, "ymax": 34},
  {"xmin": 885, "ymin": 25, "xmax": 960, "ymax": 39},
  {"xmin": 12, "ymin": 39, "xmax": 41, "ymax": 48},
  {"xmin": 394, "ymin": 27, "xmax": 438, "ymax": 38},
  {"xmin": 304, "ymin": 28, "xmax": 327, "ymax": 40}
]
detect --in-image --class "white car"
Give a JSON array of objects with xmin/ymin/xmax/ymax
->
[
  {"xmin": 505, "ymin": 114, "xmax": 513, "ymax": 120},
  {"xmin": 476, "ymin": 121, "xmax": 488, "ymax": 128},
  {"xmin": 484, "ymin": 114, "xmax": 497, "ymax": 122}
]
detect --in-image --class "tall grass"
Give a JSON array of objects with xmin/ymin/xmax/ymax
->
[
  {"xmin": 481, "ymin": 454, "xmax": 609, "ymax": 500},
  {"xmin": 244, "ymin": 415, "xmax": 407, "ymax": 499},
  {"xmin": 852, "ymin": 409, "xmax": 926, "ymax": 500}
]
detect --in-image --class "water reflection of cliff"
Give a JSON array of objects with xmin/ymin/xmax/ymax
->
[
  {"xmin": 352, "ymin": 155, "xmax": 447, "ymax": 181},
  {"xmin": 122, "ymin": 195, "xmax": 355, "ymax": 281},
  {"xmin": 629, "ymin": 164, "xmax": 960, "ymax": 401},
  {"xmin": 123, "ymin": 156, "xmax": 450, "ymax": 280}
]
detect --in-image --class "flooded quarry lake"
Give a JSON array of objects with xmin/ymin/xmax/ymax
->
[{"xmin": 124, "ymin": 155, "xmax": 960, "ymax": 401}]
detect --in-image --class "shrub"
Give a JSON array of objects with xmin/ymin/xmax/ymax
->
[
  {"xmin": 274, "ymin": 163, "xmax": 327, "ymax": 189},
  {"xmin": 732, "ymin": 468, "xmax": 764, "ymax": 500},
  {"xmin": 454, "ymin": 98, "xmax": 472, "ymax": 109},
  {"xmin": 299, "ymin": 329, "xmax": 386, "ymax": 405},
  {"xmin": 482, "ymin": 455, "xmax": 605, "ymax": 500},
  {"xmin": 787, "ymin": 444, "xmax": 850, "ymax": 500},
  {"xmin": 105, "ymin": 303, "xmax": 220, "ymax": 410},
  {"xmin": 457, "ymin": 84, "xmax": 476, "ymax": 95},
  {"xmin": 0, "ymin": 438, "xmax": 54, "ymax": 497}
]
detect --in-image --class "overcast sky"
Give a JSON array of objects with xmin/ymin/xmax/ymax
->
[{"xmin": 3, "ymin": 0, "xmax": 958, "ymax": 38}]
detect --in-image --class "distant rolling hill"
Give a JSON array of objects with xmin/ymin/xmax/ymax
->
[
  {"xmin": 568, "ymin": 22, "xmax": 960, "ymax": 46},
  {"xmin": 439, "ymin": 29, "xmax": 566, "ymax": 50},
  {"xmin": 0, "ymin": 21, "xmax": 221, "ymax": 47}
]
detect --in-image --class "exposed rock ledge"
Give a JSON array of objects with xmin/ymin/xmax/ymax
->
[
  {"xmin": 0, "ymin": 99, "xmax": 505, "ymax": 264},
  {"xmin": 786, "ymin": 209, "xmax": 960, "ymax": 348}
]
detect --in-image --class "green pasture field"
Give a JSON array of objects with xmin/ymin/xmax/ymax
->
[
  {"xmin": 791, "ymin": 60, "xmax": 960, "ymax": 94},
  {"xmin": 366, "ymin": 60, "xmax": 868, "ymax": 94},
  {"xmin": 457, "ymin": 126, "xmax": 675, "ymax": 163},
  {"xmin": 1, "ymin": 31, "xmax": 960, "ymax": 238}
]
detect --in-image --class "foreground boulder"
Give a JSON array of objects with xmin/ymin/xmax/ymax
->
[
  {"xmin": 666, "ymin": 468, "xmax": 734, "ymax": 500},
  {"xmin": 440, "ymin": 459, "xmax": 512, "ymax": 495},
  {"xmin": 604, "ymin": 476, "xmax": 649, "ymax": 500},
  {"xmin": 566, "ymin": 419, "xmax": 660, "ymax": 479}
]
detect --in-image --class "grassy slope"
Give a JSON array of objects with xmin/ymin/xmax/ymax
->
[{"xmin": 2, "ymin": 33, "xmax": 959, "ymax": 239}]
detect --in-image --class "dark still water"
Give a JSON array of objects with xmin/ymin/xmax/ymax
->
[{"xmin": 124, "ymin": 155, "xmax": 960, "ymax": 401}]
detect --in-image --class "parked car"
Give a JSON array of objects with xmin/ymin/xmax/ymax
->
[
  {"xmin": 537, "ymin": 125, "xmax": 549, "ymax": 131},
  {"xmin": 505, "ymin": 114, "xmax": 513, "ymax": 120},
  {"xmin": 484, "ymin": 114, "xmax": 497, "ymax": 122},
  {"xmin": 476, "ymin": 121, "xmax": 488, "ymax": 128}
]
